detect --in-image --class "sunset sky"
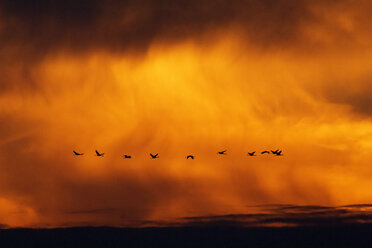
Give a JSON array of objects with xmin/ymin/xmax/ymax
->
[{"xmin": 1, "ymin": 0, "xmax": 372, "ymax": 228}]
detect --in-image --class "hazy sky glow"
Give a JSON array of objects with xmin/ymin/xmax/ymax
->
[{"xmin": 1, "ymin": 0, "xmax": 372, "ymax": 228}]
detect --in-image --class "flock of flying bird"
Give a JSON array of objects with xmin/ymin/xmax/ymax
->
[{"xmin": 73, "ymin": 149, "xmax": 284, "ymax": 159}]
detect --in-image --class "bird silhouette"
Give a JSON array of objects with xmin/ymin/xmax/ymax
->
[
  {"xmin": 248, "ymin": 151, "xmax": 256, "ymax": 156},
  {"xmin": 150, "ymin": 153, "xmax": 159, "ymax": 159},
  {"xmin": 275, "ymin": 150, "xmax": 283, "ymax": 156},
  {"xmin": 73, "ymin": 150, "xmax": 84, "ymax": 156},
  {"xmin": 123, "ymin": 155, "xmax": 131, "ymax": 159},
  {"xmin": 261, "ymin": 151, "xmax": 270, "ymax": 154},
  {"xmin": 186, "ymin": 155, "xmax": 194, "ymax": 159},
  {"xmin": 95, "ymin": 150, "xmax": 104, "ymax": 157},
  {"xmin": 218, "ymin": 150, "xmax": 227, "ymax": 155},
  {"xmin": 271, "ymin": 149, "xmax": 279, "ymax": 154}
]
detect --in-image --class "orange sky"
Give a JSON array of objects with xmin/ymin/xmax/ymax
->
[{"xmin": 1, "ymin": 0, "xmax": 372, "ymax": 228}]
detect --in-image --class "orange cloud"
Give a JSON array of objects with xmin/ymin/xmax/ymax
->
[{"xmin": 1, "ymin": 0, "xmax": 372, "ymax": 228}]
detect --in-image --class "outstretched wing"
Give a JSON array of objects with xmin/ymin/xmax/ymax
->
[{"xmin": 95, "ymin": 150, "xmax": 100, "ymax": 156}]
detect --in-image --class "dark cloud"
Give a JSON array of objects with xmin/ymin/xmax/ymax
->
[
  {"xmin": 0, "ymin": 0, "xmax": 318, "ymax": 93},
  {"xmin": 315, "ymin": 75, "xmax": 372, "ymax": 117},
  {"xmin": 1, "ymin": 0, "xmax": 371, "ymax": 93},
  {"xmin": 177, "ymin": 204, "xmax": 372, "ymax": 227},
  {"xmin": 0, "ymin": 0, "xmax": 315, "ymax": 58},
  {"xmin": 1, "ymin": 0, "xmax": 372, "ymax": 228},
  {"xmin": 330, "ymin": 90, "xmax": 372, "ymax": 117}
]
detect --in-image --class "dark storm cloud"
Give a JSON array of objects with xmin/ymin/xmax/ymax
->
[
  {"xmin": 177, "ymin": 204, "xmax": 372, "ymax": 227},
  {"xmin": 0, "ymin": 0, "xmax": 313, "ymax": 57},
  {"xmin": 1, "ymin": 0, "xmax": 371, "ymax": 92},
  {"xmin": 4, "ymin": 0, "xmax": 367, "ymax": 54},
  {"xmin": 329, "ymin": 89, "xmax": 372, "ymax": 117},
  {"xmin": 0, "ymin": 0, "xmax": 344, "ymax": 94},
  {"xmin": 55, "ymin": 204, "xmax": 372, "ymax": 228},
  {"xmin": 0, "ymin": 0, "xmax": 317, "ymax": 93},
  {"xmin": 315, "ymin": 75, "xmax": 372, "ymax": 117}
]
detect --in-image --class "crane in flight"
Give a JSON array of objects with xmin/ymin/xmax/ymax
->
[
  {"xmin": 123, "ymin": 155, "xmax": 131, "ymax": 159},
  {"xmin": 186, "ymin": 155, "xmax": 194, "ymax": 159},
  {"xmin": 150, "ymin": 153, "xmax": 159, "ymax": 159},
  {"xmin": 248, "ymin": 151, "xmax": 256, "ymax": 156},
  {"xmin": 73, "ymin": 150, "xmax": 84, "ymax": 156},
  {"xmin": 95, "ymin": 150, "xmax": 104, "ymax": 157},
  {"xmin": 261, "ymin": 150, "xmax": 270, "ymax": 154},
  {"xmin": 218, "ymin": 150, "xmax": 227, "ymax": 155},
  {"xmin": 275, "ymin": 150, "xmax": 283, "ymax": 156}
]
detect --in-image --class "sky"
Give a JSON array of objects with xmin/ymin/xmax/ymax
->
[{"xmin": 1, "ymin": 0, "xmax": 372, "ymax": 228}]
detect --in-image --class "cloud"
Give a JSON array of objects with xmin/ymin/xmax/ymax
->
[
  {"xmin": 319, "ymin": 75, "xmax": 372, "ymax": 117},
  {"xmin": 1, "ymin": 0, "xmax": 372, "ymax": 228},
  {"xmin": 1, "ymin": 0, "xmax": 371, "ymax": 93},
  {"xmin": 0, "ymin": 0, "xmax": 308, "ymax": 56},
  {"xmin": 177, "ymin": 204, "xmax": 372, "ymax": 227}
]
